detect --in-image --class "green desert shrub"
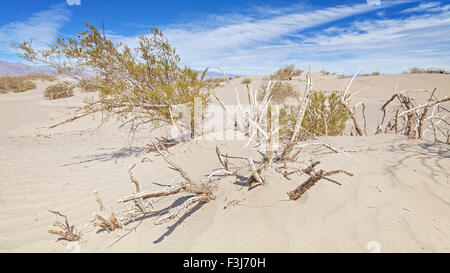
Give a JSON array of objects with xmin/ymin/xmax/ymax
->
[
  {"xmin": 0, "ymin": 74, "xmax": 55, "ymax": 93},
  {"xmin": 278, "ymin": 91, "xmax": 350, "ymax": 138},
  {"xmin": 0, "ymin": 76, "xmax": 35, "ymax": 93},
  {"xmin": 278, "ymin": 104, "xmax": 300, "ymax": 139},
  {"xmin": 241, "ymin": 78, "xmax": 251, "ymax": 85},
  {"xmin": 407, "ymin": 67, "xmax": 447, "ymax": 74},
  {"xmin": 44, "ymin": 81, "xmax": 75, "ymax": 100},
  {"xmin": 15, "ymin": 23, "xmax": 211, "ymax": 137},
  {"xmin": 271, "ymin": 64, "xmax": 303, "ymax": 80},
  {"xmin": 258, "ymin": 81, "xmax": 297, "ymax": 103},
  {"xmin": 320, "ymin": 70, "xmax": 330, "ymax": 76},
  {"xmin": 78, "ymin": 78, "xmax": 98, "ymax": 92}
]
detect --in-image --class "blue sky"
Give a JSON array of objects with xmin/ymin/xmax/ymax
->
[{"xmin": 0, "ymin": 0, "xmax": 449, "ymax": 75}]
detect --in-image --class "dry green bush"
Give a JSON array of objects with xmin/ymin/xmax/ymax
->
[
  {"xmin": 302, "ymin": 91, "xmax": 349, "ymax": 136},
  {"xmin": 206, "ymin": 77, "xmax": 226, "ymax": 88},
  {"xmin": 14, "ymin": 23, "xmax": 211, "ymax": 137},
  {"xmin": 271, "ymin": 64, "xmax": 303, "ymax": 80},
  {"xmin": 258, "ymin": 81, "xmax": 297, "ymax": 103},
  {"xmin": 361, "ymin": 71, "xmax": 381, "ymax": 76},
  {"xmin": 0, "ymin": 74, "xmax": 55, "ymax": 93},
  {"xmin": 278, "ymin": 91, "xmax": 349, "ymax": 138},
  {"xmin": 406, "ymin": 67, "xmax": 448, "ymax": 74},
  {"xmin": 320, "ymin": 70, "xmax": 330, "ymax": 76},
  {"xmin": 78, "ymin": 78, "xmax": 98, "ymax": 92},
  {"xmin": 44, "ymin": 81, "xmax": 74, "ymax": 100},
  {"xmin": 241, "ymin": 78, "xmax": 251, "ymax": 85}
]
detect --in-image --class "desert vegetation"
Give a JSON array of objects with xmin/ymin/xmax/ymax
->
[
  {"xmin": 11, "ymin": 22, "xmax": 449, "ymax": 247},
  {"xmin": 319, "ymin": 70, "xmax": 330, "ymax": 78},
  {"xmin": 405, "ymin": 67, "xmax": 448, "ymax": 74},
  {"xmin": 257, "ymin": 81, "xmax": 297, "ymax": 103},
  {"xmin": 44, "ymin": 81, "xmax": 75, "ymax": 100},
  {"xmin": 376, "ymin": 88, "xmax": 449, "ymax": 143},
  {"xmin": 241, "ymin": 78, "xmax": 251, "ymax": 85},
  {"xmin": 301, "ymin": 91, "xmax": 349, "ymax": 136},
  {"xmin": 77, "ymin": 78, "xmax": 98, "ymax": 92},
  {"xmin": 15, "ymin": 23, "xmax": 211, "ymax": 137},
  {"xmin": 270, "ymin": 64, "xmax": 303, "ymax": 80},
  {"xmin": 361, "ymin": 71, "xmax": 381, "ymax": 76},
  {"xmin": 0, "ymin": 73, "xmax": 55, "ymax": 93}
]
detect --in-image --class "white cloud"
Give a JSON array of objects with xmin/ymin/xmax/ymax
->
[
  {"xmin": 72, "ymin": 0, "xmax": 450, "ymax": 75},
  {"xmin": 367, "ymin": 0, "xmax": 382, "ymax": 6},
  {"xmin": 401, "ymin": 2, "xmax": 441, "ymax": 13},
  {"xmin": 151, "ymin": 3, "xmax": 389, "ymax": 73},
  {"xmin": 66, "ymin": 0, "xmax": 81, "ymax": 6},
  {"xmin": 0, "ymin": 5, "xmax": 70, "ymax": 55}
]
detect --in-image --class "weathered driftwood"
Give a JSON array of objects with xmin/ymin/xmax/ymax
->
[
  {"xmin": 93, "ymin": 190, "xmax": 106, "ymax": 211},
  {"xmin": 128, "ymin": 165, "xmax": 145, "ymax": 213},
  {"xmin": 216, "ymin": 145, "xmax": 229, "ymax": 171},
  {"xmin": 117, "ymin": 143, "xmax": 214, "ymax": 226},
  {"xmin": 338, "ymin": 67, "xmax": 365, "ymax": 136},
  {"xmin": 378, "ymin": 88, "xmax": 449, "ymax": 141},
  {"xmin": 48, "ymin": 210, "xmax": 80, "ymax": 241},
  {"xmin": 290, "ymin": 69, "xmax": 312, "ymax": 142},
  {"xmin": 247, "ymin": 156, "xmax": 264, "ymax": 188},
  {"xmin": 288, "ymin": 162, "xmax": 353, "ymax": 200},
  {"xmin": 154, "ymin": 195, "xmax": 211, "ymax": 225},
  {"xmin": 94, "ymin": 212, "xmax": 121, "ymax": 231},
  {"xmin": 91, "ymin": 190, "xmax": 121, "ymax": 231}
]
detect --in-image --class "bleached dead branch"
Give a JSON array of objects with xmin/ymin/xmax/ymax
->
[
  {"xmin": 48, "ymin": 210, "xmax": 80, "ymax": 241},
  {"xmin": 378, "ymin": 88, "xmax": 449, "ymax": 142},
  {"xmin": 288, "ymin": 162, "xmax": 353, "ymax": 200}
]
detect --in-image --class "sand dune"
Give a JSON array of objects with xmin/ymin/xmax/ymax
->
[{"xmin": 0, "ymin": 74, "xmax": 449, "ymax": 252}]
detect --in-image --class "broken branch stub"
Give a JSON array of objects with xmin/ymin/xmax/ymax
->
[{"xmin": 288, "ymin": 162, "xmax": 353, "ymax": 200}]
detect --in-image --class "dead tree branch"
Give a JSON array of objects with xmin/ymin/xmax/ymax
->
[
  {"xmin": 48, "ymin": 210, "xmax": 80, "ymax": 241},
  {"xmin": 288, "ymin": 162, "xmax": 353, "ymax": 200}
]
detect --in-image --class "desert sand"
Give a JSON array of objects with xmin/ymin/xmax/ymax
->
[{"xmin": 0, "ymin": 73, "xmax": 449, "ymax": 253}]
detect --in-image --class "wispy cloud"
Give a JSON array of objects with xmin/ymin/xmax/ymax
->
[
  {"xmin": 367, "ymin": 0, "xmax": 382, "ymax": 6},
  {"xmin": 401, "ymin": 2, "xmax": 440, "ymax": 13},
  {"xmin": 139, "ymin": 2, "xmax": 394, "ymax": 74},
  {"xmin": 0, "ymin": 5, "xmax": 70, "ymax": 56},
  {"xmin": 150, "ymin": 0, "xmax": 443, "ymax": 75},
  {"xmin": 67, "ymin": 0, "xmax": 81, "ymax": 6}
]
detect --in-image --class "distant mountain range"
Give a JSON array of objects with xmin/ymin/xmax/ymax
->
[
  {"xmin": 0, "ymin": 60, "xmax": 55, "ymax": 77},
  {"xmin": 0, "ymin": 60, "xmax": 242, "ymax": 79}
]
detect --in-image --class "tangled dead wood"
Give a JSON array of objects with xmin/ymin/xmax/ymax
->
[
  {"xmin": 377, "ymin": 88, "xmax": 449, "ymax": 143},
  {"xmin": 117, "ymin": 143, "xmax": 215, "ymax": 225},
  {"xmin": 92, "ymin": 190, "xmax": 121, "ymax": 231},
  {"xmin": 48, "ymin": 210, "xmax": 80, "ymax": 241},
  {"xmin": 288, "ymin": 162, "xmax": 354, "ymax": 200},
  {"xmin": 46, "ymin": 67, "xmax": 360, "ymax": 246}
]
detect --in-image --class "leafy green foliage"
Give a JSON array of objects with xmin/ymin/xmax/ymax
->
[
  {"xmin": 14, "ymin": 23, "xmax": 211, "ymax": 134},
  {"xmin": 278, "ymin": 91, "xmax": 349, "ymax": 139},
  {"xmin": 271, "ymin": 64, "xmax": 303, "ymax": 80},
  {"xmin": 241, "ymin": 78, "xmax": 251, "ymax": 85},
  {"xmin": 278, "ymin": 104, "xmax": 300, "ymax": 140},
  {"xmin": 78, "ymin": 78, "xmax": 98, "ymax": 92},
  {"xmin": 44, "ymin": 81, "xmax": 74, "ymax": 100},
  {"xmin": 258, "ymin": 81, "xmax": 297, "ymax": 103},
  {"xmin": 302, "ymin": 91, "xmax": 349, "ymax": 136}
]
